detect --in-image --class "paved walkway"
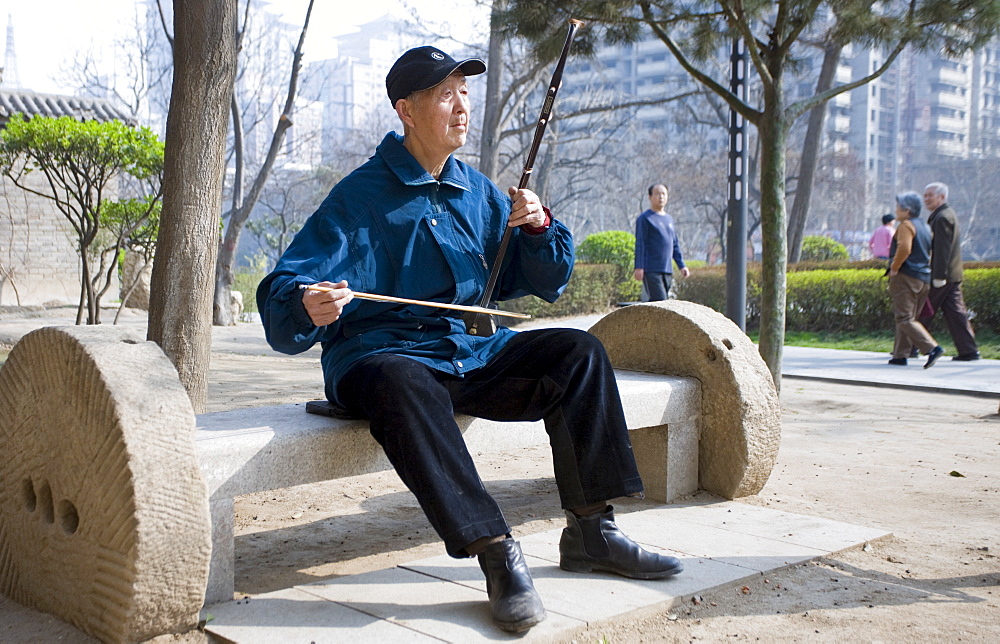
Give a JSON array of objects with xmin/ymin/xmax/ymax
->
[
  {"xmin": 205, "ymin": 501, "xmax": 888, "ymax": 643},
  {"xmin": 1, "ymin": 307, "xmax": 996, "ymax": 642}
]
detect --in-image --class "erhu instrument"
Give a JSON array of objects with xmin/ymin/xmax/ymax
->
[{"xmin": 463, "ymin": 18, "xmax": 585, "ymax": 336}]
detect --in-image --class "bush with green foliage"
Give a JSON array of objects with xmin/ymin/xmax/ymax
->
[
  {"xmin": 962, "ymin": 269, "xmax": 1000, "ymax": 332},
  {"xmin": 800, "ymin": 235, "xmax": 850, "ymax": 262},
  {"xmin": 232, "ymin": 252, "xmax": 271, "ymax": 319},
  {"xmin": 502, "ymin": 263, "xmax": 618, "ymax": 321},
  {"xmin": 674, "ymin": 263, "xmax": 1000, "ymax": 334},
  {"xmin": 576, "ymin": 230, "xmax": 641, "ymax": 301}
]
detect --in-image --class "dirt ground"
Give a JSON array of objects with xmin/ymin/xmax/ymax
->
[{"xmin": 2, "ymin": 314, "xmax": 999, "ymax": 642}]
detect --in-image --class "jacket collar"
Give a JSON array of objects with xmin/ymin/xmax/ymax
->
[{"xmin": 377, "ymin": 132, "xmax": 471, "ymax": 191}]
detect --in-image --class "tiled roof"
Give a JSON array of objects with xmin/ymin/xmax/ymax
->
[{"xmin": 0, "ymin": 89, "xmax": 136, "ymax": 126}]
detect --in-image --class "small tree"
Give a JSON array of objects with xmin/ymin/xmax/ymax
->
[
  {"xmin": 102, "ymin": 197, "xmax": 162, "ymax": 323},
  {"xmin": 0, "ymin": 114, "xmax": 164, "ymax": 324}
]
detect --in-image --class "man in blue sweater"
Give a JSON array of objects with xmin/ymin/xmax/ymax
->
[
  {"xmin": 257, "ymin": 46, "xmax": 682, "ymax": 634},
  {"xmin": 634, "ymin": 183, "xmax": 690, "ymax": 301}
]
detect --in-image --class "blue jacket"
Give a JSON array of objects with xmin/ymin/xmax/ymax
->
[
  {"xmin": 634, "ymin": 209, "xmax": 685, "ymax": 274},
  {"xmin": 257, "ymin": 132, "xmax": 575, "ymax": 406}
]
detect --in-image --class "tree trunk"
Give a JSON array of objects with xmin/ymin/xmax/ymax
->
[
  {"xmin": 148, "ymin": 0, "xmax": 237, "ymax": 412},
  {"xmin": 76, "ymin": 248, "xmax": 87, "ymax": 325},
  {"xmin": 756, "ymin": 84, "xmax": 789, "ymax": 392},
  {"xmin": 478, "ymin": 0, "xmax": 506, "ymax": 181},
  {"xmin": 213, "ymin": 1, "xmax": 313, "ymax": 326},
  {"xmin": 787, "ymin": 42, "xmax": 843, "ymax": 263},
  {"xmin": 213, "ymin": 95, "xmax": 245, "ymax": 328}
]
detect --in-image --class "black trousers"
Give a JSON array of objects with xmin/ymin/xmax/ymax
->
[
  {"xmin": 919, "ymin": 282, "xmax": 978, "ymax": 356},
  {"xmin": 337, "ymin": 328, "xmax": 643, "ymax": 557},
  {"xmin": 643, "ymin": 271, "xmax": 674, "ymax": 302}
]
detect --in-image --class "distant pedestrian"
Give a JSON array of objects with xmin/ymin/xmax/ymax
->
[
  {"xmin": 868, "ymin": 213, "xmax": 895, "ymax": 260},
  {"xmin": 633, "ymin": 183, "xmax": 690, "ymax": 302},
  {"xmin": 920, "ymin": 182, "xmax": 980, "ymax": 361},
  {"xmin": 887, "ymin": 192, "xmax": 944, "ymax": 368}
]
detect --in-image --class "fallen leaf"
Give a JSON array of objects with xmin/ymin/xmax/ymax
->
[
  {"xmin": 741, "ymin": 586, "xmax": 751, "ymax": 594},
  {"xmin": 949, "ymin": 471, "xmax": 966, "ymax": 477}
]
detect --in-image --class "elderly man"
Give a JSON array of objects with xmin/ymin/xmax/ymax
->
[
  {"xmin": 257, "ymin": 46, "xmax": 682, "ymax": 633},
  {"xmin": 921, "ymin": 182, "xmax": 980, "ymax": 361}
]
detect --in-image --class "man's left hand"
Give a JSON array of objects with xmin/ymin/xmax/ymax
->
[
  {"xmin": 507, "ymin": 187, "xmax": 547, "ymax": 228},
  {"xmin": 680, "ymin": 267, "xmax": 691, "ymax": 278}
]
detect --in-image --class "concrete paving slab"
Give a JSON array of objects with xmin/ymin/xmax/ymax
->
[
  {"xmin": 650, "ymin": 501, "xmax": 892, "ymax": 552},
  {"xmin": 293, "ymin": 565, "xmax": 585, "ymax": 642},
  {"xmin": 204, "ymin": 587, "xmax": 439, "ymax": 643},
  {"xmin": 404, "ymin": 547, "xmax": 750, "ymax": 627},
  {"xmin": 511, "ymin": 512, "xmax": 827, "ymax": 574},
  {"xmin": 205, "ymin": 502, "xmax": 890, "ymax": 643}
]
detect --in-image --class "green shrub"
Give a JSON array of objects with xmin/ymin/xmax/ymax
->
[
  {"xmin": 577, "ymin": 230, "xmax": 635, "ymax": 273},
  {"xmin": 502, "ymin": 263, "xmax": 617, "ymax": 321},
  {"xmin": 674, "ymin": 264, "xmax": 1000, "ymax": 334},
  {"xmin": 800, "ymin": 235, "xmax": 850, "ymax": 262},
  {"xmin": 232, "ymin": 252, "xmax": 270, "ymax": 318},
  {"xmin": 785, "ymin": 269, "xmax": 892, "ymax": 332},
  {"xmin": 576, "ymin": 231, "xmax": 639, "ymax": 301},
  {"xmin": 672, "ymin": 265, "xmax": 727, "ymax": 313},
  {"xmin": 963, "ymin": 268, "xmax": 1000, "ymax": 332}
]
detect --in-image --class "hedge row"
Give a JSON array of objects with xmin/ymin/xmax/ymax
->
[
  {"xmin": 501, "ymin": 263, "xmax": 619, "ymax": 321},
  {"xmin": 675, "ymin": 265, "xmax": 1000, "ymax": 333},
  {"xmin": 504, "ymin": 262, "xmax": 1000, "ymax": 334}
]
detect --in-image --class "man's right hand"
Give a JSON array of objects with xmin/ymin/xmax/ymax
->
[
  {"xmin": 633, "ymin": 268, "xmax": 644, "ymax": 282},
  {"xmin": 303, "ymin": 280, "xmax": 353, "ymax": 326}
]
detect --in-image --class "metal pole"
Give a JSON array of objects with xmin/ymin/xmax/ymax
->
[{"xmin": 725, "ymin": 36, "xmax": 749, "ymax": 330}]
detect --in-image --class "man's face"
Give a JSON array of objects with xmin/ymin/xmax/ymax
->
[
  {"xmin": 923, "ymin": 188, "xmax": 945, "ymax": 212},
  {"xmin": 404, "ymin": 73, "xmax": 470, "ymax": 156},
  {"xmin": 649, "ymin": 185, "xmax": 668, "ymax": 211}
]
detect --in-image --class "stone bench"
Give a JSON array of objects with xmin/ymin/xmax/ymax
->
[
  {"xmin": 0, "ymin": 301, "xmax": 780, "ymax": 643},
  {"xmin": 196, "ymin": 368, "xmax": 701, "ymax": 604}
]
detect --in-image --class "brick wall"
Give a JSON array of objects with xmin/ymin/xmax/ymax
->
[{"xmin": 0, "ymin": 173, "xmax": 119, "ymax": 307}]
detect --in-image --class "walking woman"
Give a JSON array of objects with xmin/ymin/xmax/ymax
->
[{"xmin": 887, "ymin": 192, "xmax": 945, "ymax": 368}]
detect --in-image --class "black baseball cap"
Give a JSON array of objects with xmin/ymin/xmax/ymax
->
[{"xmin": 386, "ymin": 46, "xmax": 486, "ymax": 107}]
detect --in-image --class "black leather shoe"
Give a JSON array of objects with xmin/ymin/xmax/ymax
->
[
  {"xmin": 888, "ymin": 358, "xmax": 907, "ymax": 366},
  {"xmin": 924, "ymin": 345, "xmax": 945, "ymax": 369},
  {"xmin": 559, "ymin": 505, "xmax": 683, "ymax": 579},
  {"xmin": 952, "ymin": 352, "xmax": 981, "ymax": 361},
  {"xmin": 477, "ymin": 539, "xmax": 546, "ymax": 632}
]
